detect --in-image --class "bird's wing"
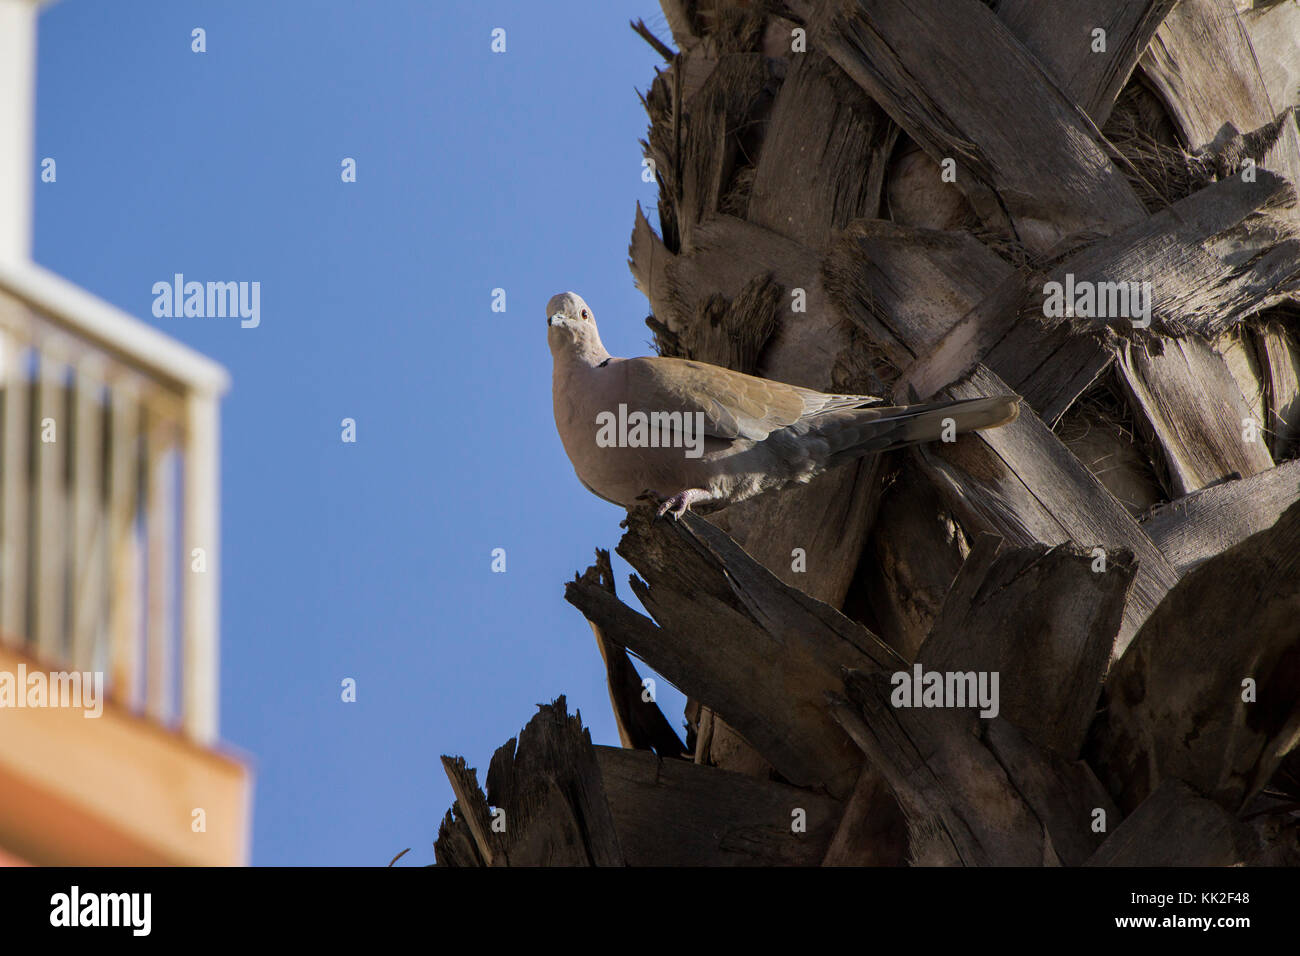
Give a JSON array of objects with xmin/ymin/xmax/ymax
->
[{"xmin": 619, "ymin": 356, "xmax": 880, "ymax": 441}]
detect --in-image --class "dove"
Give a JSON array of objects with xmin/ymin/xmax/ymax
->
[{"xmin": 548, "ymin": 291, "xmax": 1020, "ymax": 518}]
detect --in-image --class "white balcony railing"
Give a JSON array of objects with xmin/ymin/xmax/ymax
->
[{"xmin": 0, "ymin": 260, "xmax": 227, "ymax": 744}]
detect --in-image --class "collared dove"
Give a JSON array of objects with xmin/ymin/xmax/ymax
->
[{"xmin": 548, "ymin": 291, "xmax": 1020, "ymax": 518}]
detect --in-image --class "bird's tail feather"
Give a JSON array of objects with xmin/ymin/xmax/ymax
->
[{"xmin": 821, "ymin": 395, "xmax": 1020, "ymax": 467}]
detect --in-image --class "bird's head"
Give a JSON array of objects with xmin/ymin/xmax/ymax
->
[
  {"xmin": 546, "ymin": 291, "xmax": 608, "ymax": 364},
  {"xmin": 546, "ymin": 291, "xmax": 595, "ymax": 328}
]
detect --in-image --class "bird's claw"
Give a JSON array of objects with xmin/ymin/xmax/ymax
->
[
  {"xmin": 635, "ymin": 489, "xmax": 709, "ymax": 521},
  {"xmin": 633, "ymin": 489, "xmax": 685, "ymax": 521},
  {"xmin": 656, "ymin": 496, "xmax": 688, "ymax": 521}
]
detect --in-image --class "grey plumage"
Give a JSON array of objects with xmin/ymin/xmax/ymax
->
[{"xmin": 548, "ymin": 291, "xmax": 1020, "ymax": 517}]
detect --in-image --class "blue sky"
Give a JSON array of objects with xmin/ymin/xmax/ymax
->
[{"xmin": 33, "ymin": 0, "xmax": 681, "ymax": 865}]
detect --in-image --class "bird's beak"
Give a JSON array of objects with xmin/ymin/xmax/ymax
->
[{"xmin": 548, "ymin": 313, "xmax": 564, "ymax": 327}]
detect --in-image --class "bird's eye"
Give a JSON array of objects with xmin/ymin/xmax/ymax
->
[{"xmin": 581, "ymin": 309, "xmax": 590, "ymax": 320}]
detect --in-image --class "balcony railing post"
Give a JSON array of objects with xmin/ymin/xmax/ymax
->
[
  {"xmin": 70, "ymin": 354, "xmax": 106, "ymax": 672},
  {"xmin": 145, "ymin": 410, "xmax": 175, "ymax": 725},
  {"xmin": 107, "ymin": 379, "xmax": 140, "ymax": 709},
  {"xmin": 0, "ymin": 322, "xmax": 28, "ymax": 645},
  {"xmin": 33, "ymin": 346, "xmax": 65, "ymax": 660},
  {"xmin": 182, "ymin": 390, "xmax": 219, "ymax": 744}
]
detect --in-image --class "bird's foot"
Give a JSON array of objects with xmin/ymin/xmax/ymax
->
[{"xmin": 638, "ymin": 488, "xmax": 710, "ymax": 521}]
